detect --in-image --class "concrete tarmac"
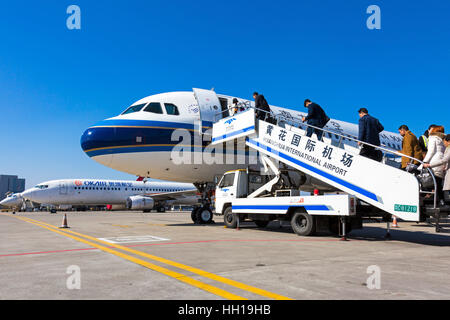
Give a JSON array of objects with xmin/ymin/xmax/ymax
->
[{"xmin": 1, "ymin": 211, "xmax": 449, "ymax": 300}]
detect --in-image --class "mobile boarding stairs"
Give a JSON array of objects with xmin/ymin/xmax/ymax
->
[{"xmin": 211, "ymin": 107, "xmax": 450, "ymax": 234}]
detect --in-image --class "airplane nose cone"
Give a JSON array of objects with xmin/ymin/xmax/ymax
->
[
  {"xmin": 81, "ymin": 126, "xmax": 117, "ymax": 157},
  {"xmin": 81, "ymin": 124, "xmax": 118, "ymax": 169}
]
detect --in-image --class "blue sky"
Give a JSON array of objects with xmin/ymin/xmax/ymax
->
[{"xmin": 0, "ymin": 0, "xmax": 449, "ymax": 188}]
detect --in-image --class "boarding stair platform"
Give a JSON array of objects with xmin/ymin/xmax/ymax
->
[{"xmin": 211, "ymin": 108, "xmax": 450, "ymax": 232}]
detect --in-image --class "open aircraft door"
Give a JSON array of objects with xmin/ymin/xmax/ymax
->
[{"xmin": 193, "ymin": 88, "xmax": 224, "ymax": 135}]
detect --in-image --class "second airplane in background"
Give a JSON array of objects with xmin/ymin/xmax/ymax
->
[{"xmin": 22, "ymin": 179, "xmax": 198, "ymax": 214}]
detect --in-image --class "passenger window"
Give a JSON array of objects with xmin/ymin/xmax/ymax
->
[
  {"xmin": 121, "ymin": 103, "xmax": 146, "ymax": 115},
  {"xmin": 164, "ymin": 103, "xmax": 180, "ymax": 115},
  {"xmin": 144, "ymin": 103, "xmax": 163, "ymax": 114}
]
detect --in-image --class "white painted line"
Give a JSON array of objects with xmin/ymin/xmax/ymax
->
[{"xmin": 98, "ymin": 235, "xmax": 170, "ymax": 244}]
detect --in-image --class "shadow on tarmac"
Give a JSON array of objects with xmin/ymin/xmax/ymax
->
[
  {"xmin": 349, "ymin": 223, "xmax": 450, "ymax": 246},
  {"xmin": 167, "ymin": 220, "xmax": 450, "ymax": 246}
]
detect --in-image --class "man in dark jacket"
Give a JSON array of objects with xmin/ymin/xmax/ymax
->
[
  {"xmin": 302, "ymin": 99, "xmax": 329, "ymax": 141},
  {"xmin": 253, "ymin": 92, "xmax": 271, "ymax": 121},
  {"xmin": 358, "ymin": 108, "xmax": 384, "ymax": 162}
]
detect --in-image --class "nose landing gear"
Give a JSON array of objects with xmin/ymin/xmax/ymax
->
[{"xmin": 191, "ymin": 183, "xmax": 215, "ymax": 224}]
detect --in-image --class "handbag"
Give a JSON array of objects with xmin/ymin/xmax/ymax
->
[
  {"xmin": 417, "ymin": 169, "xmax": 435, "ymax": 190},
  {"xmin": 405, "ymin": 162, "xmax": 419, "ymax": 173}
]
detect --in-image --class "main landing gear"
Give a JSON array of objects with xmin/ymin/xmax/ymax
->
[{"xmin": 191, "ymin": 183, "xmax": 215, "ymax": 224}]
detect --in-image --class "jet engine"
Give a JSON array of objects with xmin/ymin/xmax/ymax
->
[{"xmin": 126, "ymin": 196, "xmax": 154, "ymax": 210}]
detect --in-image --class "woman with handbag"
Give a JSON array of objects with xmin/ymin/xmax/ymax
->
[
  {"xmin": 424, "ymin": 134, "xmax": 450, "ymax": 205},
  {"xmin": 419, "ymin": 126, "xmax": 446, "ymax": 204}
]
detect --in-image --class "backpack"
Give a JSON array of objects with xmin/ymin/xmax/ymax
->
[{"xmin": 317, "ymin": 104, "xmax": 329, "ymax": 127}]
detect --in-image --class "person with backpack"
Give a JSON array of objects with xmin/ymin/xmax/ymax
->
[
  {"xmin": 301, "ymin": 99, "xmax": 330, "ymax": 141},
  {"xmin": 357, "ymin": 108, "xmax": 384, "ymax": 162},
  {"xmin": 253, "ymin": 92, "xmax": 272, "ymax": 121}
]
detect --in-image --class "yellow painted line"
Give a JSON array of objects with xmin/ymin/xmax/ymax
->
[
  {"xmin": 19, "ymin": 216, "xmax": 292, "ymax": 300},
  {"xmin": 13, "ymin": 216, "xmax": 246, "ymax": 300},
  {"xmin": 146, "ymin": 223, "xmax": 169, "ymax": 227}
]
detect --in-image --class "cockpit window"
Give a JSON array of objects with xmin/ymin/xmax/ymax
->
[
  {"xmin": 121, "ymin": 103, "xmax": 146, "ymax": 115},
  {"xmin": 143, "ymin": 103, "xmax": 163, "ymax": 114},
  {"xmin": 35, "ymin": 185, "xmax": 49, "ymax": 189},
  {"xmin": 164, "ymin": 103, "xmax": 180, "ymax": 115}
]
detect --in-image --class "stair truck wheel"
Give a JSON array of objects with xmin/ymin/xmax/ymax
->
[
  {"xmin": 291, "ymin": 210, "xmax": 316, "ymax": 236},
  {"xmin": 254, "ymin": 220, "xmax": 269, "ymax": 228},
  {"xmin": 191, "ymin": 207, "xmax": 200, "ymax": 223},
  {"xmin": 223, "ymin": 206, "xmax": 238, "ymax": 228},
  {"xmin": 196, "ymin": 206, "xmax": 213, "ymax": 224}
]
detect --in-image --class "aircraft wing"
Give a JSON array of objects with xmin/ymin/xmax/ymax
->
[{"xmin": 142, "ymin": 189, "xmax": 199, "ymax": 201}]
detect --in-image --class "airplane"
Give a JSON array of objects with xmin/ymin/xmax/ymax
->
[
  {"xmin": 80, "ymin": 88, "xmax": 404, "ymax": 222},
  {"xmin": 0, "ymin": 193, "xmax": 25, "ymax": 212},
  {"xmin": 21, "ymin": 179, "xmax": 199, "ymax": 214}
]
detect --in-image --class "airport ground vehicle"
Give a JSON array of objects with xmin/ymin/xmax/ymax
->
[
  {"xmin": 215, "ymin": 167, "xmax": 359, "ymax": 236},
  {"xmin": 210, "ymin": 108, "xmax": 450, "ymax": 236}
]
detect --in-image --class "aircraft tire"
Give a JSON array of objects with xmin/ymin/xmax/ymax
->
[
  {"xmin": 197, "ymin": 207, "xmax": 213, "ymax": 224},
  {"xmin": 191, "ymin": 207, "xmax": 200, "ymax": 224}
]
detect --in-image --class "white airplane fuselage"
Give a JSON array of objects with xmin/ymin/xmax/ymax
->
[
  {"xmin": 81, "ymin": 89, "xmax": 403, "ymax": 184},
  {"xmin": 22, "ymin": 179, "xmax": 197, "ymax": 206}
]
